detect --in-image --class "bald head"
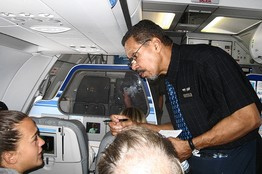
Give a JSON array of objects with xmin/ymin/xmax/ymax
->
[{"xmin": 98, "ymin": 126, "xmax": 183, "ymax": 174}]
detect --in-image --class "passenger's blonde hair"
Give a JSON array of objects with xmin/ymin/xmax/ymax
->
[{"xmin": 119, "ymin": 107, "xmax": 147, "ymax": 123}]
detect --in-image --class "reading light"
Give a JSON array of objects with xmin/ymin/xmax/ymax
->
[{"xmin": 30, "ymin": 25, "xmax": 71, "ymax": 33}]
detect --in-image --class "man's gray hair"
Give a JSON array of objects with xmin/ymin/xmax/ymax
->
[{"xmin": 98, "ymin": 126, "xmax": 183, "ymax": 174}]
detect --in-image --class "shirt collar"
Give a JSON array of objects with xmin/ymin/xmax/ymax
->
[{"xmin": 166, "ymin": 43, "xmax": 180, "ymax": 84}]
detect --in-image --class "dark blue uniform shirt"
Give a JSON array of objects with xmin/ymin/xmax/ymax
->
[{"xmin": 165, "ymin": 43, "xmax": 262, "ymax": 150}]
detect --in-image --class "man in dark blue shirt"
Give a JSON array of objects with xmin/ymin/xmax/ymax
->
[{"xmin": 109, "ymin": 20, "xmax": 262, "ymax": 174}]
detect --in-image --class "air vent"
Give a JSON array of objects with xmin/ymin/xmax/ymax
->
[{"xmin": 174, "ymin": 5, "xmax": 217, "ymax": 33}]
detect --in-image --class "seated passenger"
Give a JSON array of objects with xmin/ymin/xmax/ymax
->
[
  {"xmin": 95, "ymin": 107, "xmax": 146, "ymax": 173},
  {"xmin": 0, "ymin": 101, "xmax": 8, "ymax": 111},
  {"xmin": 98, "ymin": 126, "xmax": 183, "ymax": 174},
  {"xmin": 0, "ymin": 110, "xmax": 45, "ymax": 174}
]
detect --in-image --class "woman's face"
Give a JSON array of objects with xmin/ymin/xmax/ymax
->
[{"xmin": 15, "ymin": 117, "xmax": 45, "ymax": 173}]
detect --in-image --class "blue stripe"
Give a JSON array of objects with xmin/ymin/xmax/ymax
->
[
  {"xmin": 35, "ymin": 100, "xmax": 58, "ymax": 107},
  {"xmin": 39, "ymin": 127, "xmax": 57, "ymax": 133}
]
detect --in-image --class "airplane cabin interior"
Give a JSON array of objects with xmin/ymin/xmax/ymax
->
[{"xmin": 0, "ymin": 0, "xmax": 261, "ymax": 174}]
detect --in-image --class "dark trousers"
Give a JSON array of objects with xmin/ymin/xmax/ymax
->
[
  {"xmin": 257, "ymin": 136, "xmax": 262, "ymax": 174},
  {"xmin": 188, "ymin": 140, "xmax": 256, "ymax": 174}
]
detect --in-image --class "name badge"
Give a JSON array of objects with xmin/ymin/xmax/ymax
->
[{"xmin": 183, "ymin": 93, "xmax": 193, "ymax": 98}]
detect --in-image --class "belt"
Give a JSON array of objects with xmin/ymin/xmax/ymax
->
[
  {"xmin": 193, "ymin": 150, "xmax": 229, "ymax": 159},
  {"xmin": 192, "ymin": 140, "xmax": 256, "ymax": 159}
]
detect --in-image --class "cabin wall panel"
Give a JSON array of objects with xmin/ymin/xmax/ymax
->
[
  {"xmin": 0, "ymin": 45, "xmax": 31, "ymax": 101},
  {"xmin": 0, "ymin": 46, "xmax": 57, "ymax": 112}
]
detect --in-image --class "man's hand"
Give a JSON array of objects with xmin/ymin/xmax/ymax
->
[
  {"xmin": 109, "ymin": 114, "xmax": 136, "ymax": 136},
  {"xmin": 168, "ymin": 137, "xmax": 192, "ymax": 161}
]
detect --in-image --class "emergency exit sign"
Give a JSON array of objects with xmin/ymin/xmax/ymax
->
[{"xmin": 191, "ymin": 0, "xmax": 219, "ymax": 4}]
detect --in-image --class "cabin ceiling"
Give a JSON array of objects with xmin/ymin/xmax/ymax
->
[
  {"xmin": 0, "ymin": 0, "xmax": 261, "ymax": 55},
  {"xmin": 0, "ymin": 0, "xmax": 141, "ymax": 55},
  {"xmin": 143, "ymin": 0, "xmax": 262, "ymax": 38}
]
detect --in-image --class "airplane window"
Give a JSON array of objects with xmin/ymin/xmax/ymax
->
[
  {"xmin": 42, "ymin": 61, "xmax": 75, "ymax": 100},
  {"xmin": 58, "ymin": 70, "xmax": 148, "ymax": 117}
]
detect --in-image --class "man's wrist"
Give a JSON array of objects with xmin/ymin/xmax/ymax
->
[
  {"xmin": 188, "ymin": 138, "xmax": 200, "ymax": 156},
  {"xmin": 188, "ymin": 138, "xmax": 196, "ymax": 150}
]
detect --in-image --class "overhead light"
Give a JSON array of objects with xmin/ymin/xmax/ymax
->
[
  {"xmin": 30, "ymin": 25, "xmax": 71, "ymax": 33},
  {"xmin": 31, "ymin": 18, "xmax": 43, "ymax": 22},
  {"xmin": 74, "ymin": 46, "xmax": 101, "ymax": 53},
  {"xmin": 19, "ymin": 12, "xmax": 34, "ymax": 17},
  {"xmin": 48, "ymin": 19, "xmax": 61, "ymax": 23},
  {"xmin": 201, "ymin": 17, "xmax": 224, "ymax": 33},
  {"xmin": 11, "ymin": 17, "xmax": 26, "ymax": 22},
  {"xmin": 143, "ymin": 12, "xmax": 175, "ymax": 29},
  {"xmin": 161, "ymin": 13, "xmax": 176, "ymax": 29},
  {"xmin": 188, "ymin": 9, "xmax": 199, "ymax": 13},
  {"xmin": 0, "ymin": 12, "xmax": 15, "ymax": 17},
  {"xmin": 202, "ymin": 16, "xmax": 261, "ymax": 34},
  {"xmin": 176, "ymin": 29, "xmax": 189, "ymax": 33},
  {"xmin": 200, "ymin": 10, "xmax": 212, "ymax": 14},
  {"xmin": 38, "ymin": 13, "xmax": 54, "ymax": 18}
]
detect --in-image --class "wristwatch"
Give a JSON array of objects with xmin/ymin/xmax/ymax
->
[{"xmin": 188, "ymin": 138, "xmax": 200, "ymax": 156}]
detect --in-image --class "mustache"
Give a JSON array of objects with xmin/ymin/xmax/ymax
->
[{"xmin": 136, "ymin": 69, "xmax": 145, "ymax": 73}]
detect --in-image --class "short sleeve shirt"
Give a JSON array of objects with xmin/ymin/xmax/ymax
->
[{"xmin": 165, "ymin": 43, "xmax": 262, "ymax": 149}]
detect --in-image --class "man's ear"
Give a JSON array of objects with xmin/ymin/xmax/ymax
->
[
  {"xmin": 152, "ymin": 37, "xmax": 162, "ymax": 52},
  {"xmin": 2, "ymin": 151, "xmax": 18, "ymax": 164}
]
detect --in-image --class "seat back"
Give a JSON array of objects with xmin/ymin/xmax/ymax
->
[
  {"xmin": 94, "ymin": 131, "xmax": 115, "ymax": 174},
  {"xmin": 29, "ymin": 117, "xmax": 89, "ymax": 174},
  {"xmin": 0, "ymin": 168, "xmax": 18, "ymax": 174},
  {"xmin": 74, "ymin": 102, "xmax": 105, "ymax": 115},
  {"xmin": 73, "ymin": 76, "xmax": 110, "ymax": 115},
  {"xmin": 109, "ymin": 78, "xmax": 125, "ymax": 115}
]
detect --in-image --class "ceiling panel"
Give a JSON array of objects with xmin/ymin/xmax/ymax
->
[{"xmin": 0, "ymin": 0, "xmax": 141, "ymax": 55}]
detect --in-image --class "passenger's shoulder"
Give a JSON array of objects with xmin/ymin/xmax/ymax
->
[{"xmin": 0, "ymin": 168, "xmax": 19, "ymax": 174}]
